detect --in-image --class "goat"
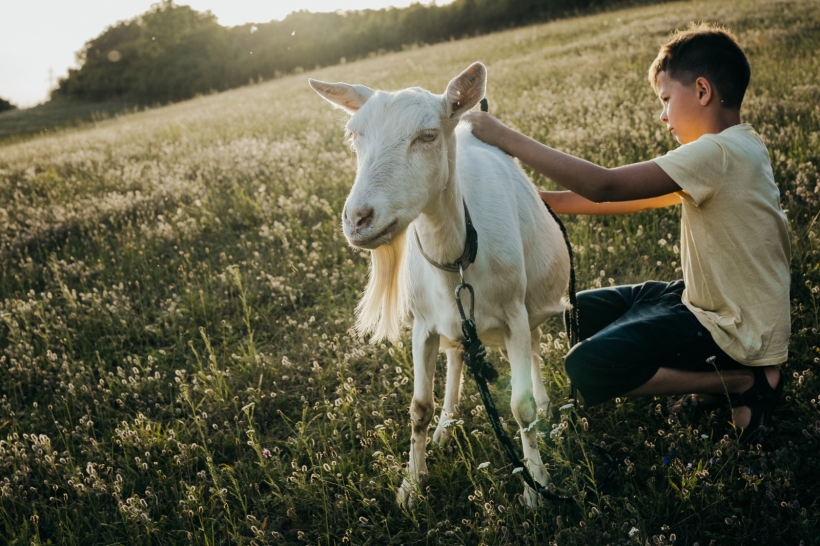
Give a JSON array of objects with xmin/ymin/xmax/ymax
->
[{"xmin": 309, "ymin": 62, "xmax": 570, "ymax": 508}]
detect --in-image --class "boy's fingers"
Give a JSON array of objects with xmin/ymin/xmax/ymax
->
[{"xmin": 463, "ymin": 112, "xmax": 508, "ymax": 149}]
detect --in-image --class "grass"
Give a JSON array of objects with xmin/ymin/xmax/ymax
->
[
  {"xmin": 1, "ymin": 0, "xmax": 819, "ymax": 544},
  {"xmin": 0, "ymin": 98, "xmax": 144, "ymax": 145}
]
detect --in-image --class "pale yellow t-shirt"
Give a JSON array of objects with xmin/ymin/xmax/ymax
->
[{"xmin": 653, "ymin": 123, "xmax": 790, "ymax": 366}]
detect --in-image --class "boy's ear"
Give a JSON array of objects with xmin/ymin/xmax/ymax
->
[
  {"xmin": 695, "ymin": 77, "xmax": 715, "ymax": 106},
  {"xmin": 444, "ymin": 62, "xmax": 487, "ymax": 118},
  {"xmin": 309, "ymin": 79, "xmax": 374, "ymax": 113}
]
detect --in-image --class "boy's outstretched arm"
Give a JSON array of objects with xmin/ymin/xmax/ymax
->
[
  {"xmin": 465, "ymin": 112, "xmax": 681, "ymax": 203},
  {"xmin": 542, "ymin": 190, "xmax": 681, "ymax": 215}
]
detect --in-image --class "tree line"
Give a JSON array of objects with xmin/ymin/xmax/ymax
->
[
  {"xmin": 0, "ymin": 97, "xmax": 17, "ymax": 113},
  {"xmin": 53, "ymin": 0, "xmax": 667, "ymax": 104}
]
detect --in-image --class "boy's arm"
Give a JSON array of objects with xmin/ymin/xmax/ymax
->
[
  {"xmin": 542, "ymin": 190, "xmax": 681, "ymax": 215},
  {"xmin": 465, "ymin": 112, "xmax": 681, "ymax": 202}
]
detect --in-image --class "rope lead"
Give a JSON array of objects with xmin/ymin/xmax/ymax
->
[{"xmin": 455, "ymin": 281, "xmax": 570, "ymax": 502}]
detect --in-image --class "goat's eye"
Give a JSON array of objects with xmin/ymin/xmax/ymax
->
[{"xmin": 417, "ymin": 130, "xmax": 438, "ymax": 143}]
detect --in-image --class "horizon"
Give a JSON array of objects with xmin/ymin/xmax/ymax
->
[{"xmin": 0, "ymin": 0, "xmax": 452, "ymax": 109}]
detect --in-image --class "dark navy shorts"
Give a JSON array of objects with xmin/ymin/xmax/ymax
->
[{"xmin": 563, "ymin": 280, "xmax": 744, "ymax": 406}]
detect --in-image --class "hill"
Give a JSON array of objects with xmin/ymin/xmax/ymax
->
[{"xmin": 1, "ymin": 0, "xmax": 819, "ymax": 543}]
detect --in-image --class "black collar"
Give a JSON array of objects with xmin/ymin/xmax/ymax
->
[{"xmin": 413, "ymin": 199, "xmax": 478, "ymax": 274}]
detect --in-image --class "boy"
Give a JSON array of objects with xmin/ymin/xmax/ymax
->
[{"xmin": 464, "ymin": 24, "xmax": 789, "ymax": 443}]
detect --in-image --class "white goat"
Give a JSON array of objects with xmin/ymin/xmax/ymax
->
[{"xmin": 309, "ymin": 62, "xmax": 570, "ymax": 508}]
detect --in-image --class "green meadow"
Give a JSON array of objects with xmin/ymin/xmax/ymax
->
[{"xmin": 1, "ymin": 0, "xmax": 818, "ymax": 543}]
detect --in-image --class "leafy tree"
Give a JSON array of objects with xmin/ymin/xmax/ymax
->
[{"xmin": 0, "ymin": 97, "xmax": 18, "ymax": 113}]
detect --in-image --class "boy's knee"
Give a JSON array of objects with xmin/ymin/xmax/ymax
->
[
  {"xmin": 563, "ymin": 343, "xmax": 587, "ymax": 387},
  {"xmin": 564, "ymin": 340, "xmax": 611, "ymax": 398},
  {"xmin": 564, "ymin": 342, "xmax": 610, "ymax": 406}
]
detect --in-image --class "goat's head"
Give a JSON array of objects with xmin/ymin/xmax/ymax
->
[{"xmin": 309, "ymin": 62, "xmax": 486, "ymax": 249}]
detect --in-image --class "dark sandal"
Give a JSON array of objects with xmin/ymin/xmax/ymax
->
[
  {"xmin": 669, "ymin": 393, "xmax": 727, "ymax": 414},
  {"xmin": 729, "ymin": 368, "xmax": 784, "ymax": 444}
]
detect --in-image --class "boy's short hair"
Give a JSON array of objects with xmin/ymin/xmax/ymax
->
[{"xmin": 648, "ymin": 23, "xmax": 750, "ymax": 110}]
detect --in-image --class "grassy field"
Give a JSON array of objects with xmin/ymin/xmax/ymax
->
[
  {"xmin": 1, "ymin": 0, "xmax": 819, "ymax": 543},
  {"xmin": 0, "ymin": 99, "xmax": 143, "ymax": 146}
]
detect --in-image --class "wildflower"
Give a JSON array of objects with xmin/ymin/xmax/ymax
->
[
  {"xmin": 262, "ymin": 449, "xmax": 271, "ymax": 459},
  {"xmin": 558, "ymin": 403, "xmax": 574, "ymax": 411},
  {"xmin": 477, "ymin": 462, "xmax": 491, "ymax": 470},
  {"xmin": 662, "ymin": 457, "xmax": 671, "ymax": 466},
  {"xmin": 628, "ymin": 527, "xmax": 639, "ymax": 537}
]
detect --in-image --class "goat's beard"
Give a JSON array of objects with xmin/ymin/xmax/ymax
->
[{"xmin": 355, "ymin": 227, "xmax": 409, "ymax": 342}]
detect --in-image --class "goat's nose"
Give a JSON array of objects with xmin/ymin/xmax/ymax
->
[{"xmin": 346, "ymin": 206, "xmax": 375, "ymax": 232}]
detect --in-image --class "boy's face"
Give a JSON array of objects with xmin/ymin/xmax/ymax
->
[{"xmin": 656, "ymin": 71, "xmax": 705, "ymax": 145}]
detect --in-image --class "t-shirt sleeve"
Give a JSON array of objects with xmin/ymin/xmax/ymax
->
[{"xmin": 652, "ymin": 136, "xmax": 728, "ymax": 206}]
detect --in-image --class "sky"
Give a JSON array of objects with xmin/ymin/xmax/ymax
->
[{"xmin": 0, "ymin": 0, "xmax": 452, "ymax": 108}]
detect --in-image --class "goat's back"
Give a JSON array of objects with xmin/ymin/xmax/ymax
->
[{"xmin": 454, "ymin": 123, "xmax": 570, "ymax": 323}]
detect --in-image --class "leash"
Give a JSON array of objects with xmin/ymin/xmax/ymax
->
[
  {"xmin": 445, "ymin": 98, "xmax": 614, "ymax": 502},
  {"xmin": 455, "ymin": 280, "xmax": 574, "ymax": 502},
  {"xmin": 540, "ymin": 199, "xmax": 580, "ymax": 403}
]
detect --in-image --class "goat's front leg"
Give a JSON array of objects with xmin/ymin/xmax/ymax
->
[
  {"xmin": 432, "ymin": 347, "xmax": 463, "ymax": 447},
  {"xmin": 397, "ymin": 325, "xmax": 438, "ymax": 509},
  {"xmin": 506, "ymin": 310, "xmax": 551, "ymax": 509}
]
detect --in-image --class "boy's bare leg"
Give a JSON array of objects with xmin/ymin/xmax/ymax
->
[{"xmin": 624, "ymin": 366, "xmax": 781, "ymax": 429}]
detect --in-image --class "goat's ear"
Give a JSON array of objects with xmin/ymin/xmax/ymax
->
[
  {"xmin": 309, "ymin": 79, "xmax": 374, "ymax": 113},
  {"xmin": 444, "ymin": 62, "xmax": 486, "ymax": 118}
]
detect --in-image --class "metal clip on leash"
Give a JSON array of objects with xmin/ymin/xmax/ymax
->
[{"xmin": 455, "ymin": 272, "xmax": 497, "ymax": 384}]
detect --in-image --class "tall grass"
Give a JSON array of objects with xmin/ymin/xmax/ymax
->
[{"xmin": 1, "ymin": 0, "xmax": 818, "ymax": 544}]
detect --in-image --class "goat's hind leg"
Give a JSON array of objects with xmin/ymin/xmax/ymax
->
[
  {"xmin": 397, "ymin": 326, "xmax": 438, "ymax": 510},
  {"xmin": 432, "ymin": 347, "xmax": 463, "ymax": 447},
  {"xmin": 530, "ymin": 327, "xmax": 552, "ymax": 420}
]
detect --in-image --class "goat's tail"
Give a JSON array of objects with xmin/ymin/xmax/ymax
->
[{"xmin": 355, "ymin": 228, "xmax": 409, "ymax": 342}]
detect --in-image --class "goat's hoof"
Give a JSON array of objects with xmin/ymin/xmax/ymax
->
[
  {"xmin": 522, "ymin": 468, "xmax": 552, "ymax": 509},
  {"xmin": 396, "ymin": 478, "xmax": 420, "ymax": 510},
  {"xmin": 523, "ymin": 485, "xmax": 541, "ymax": 510}
]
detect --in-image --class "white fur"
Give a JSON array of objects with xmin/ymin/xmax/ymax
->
[{"xmin": 310, "ymin": 63, "xmax": 569, "ymax": 509}]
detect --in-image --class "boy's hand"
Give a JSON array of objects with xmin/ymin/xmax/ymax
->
[{"xmin": 462, "ymin": 111, "xmax": 513, "ymax": 152}]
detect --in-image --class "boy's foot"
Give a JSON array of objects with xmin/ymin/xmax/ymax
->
[
  {"xmin": 730, "ymin": 366, "xmax": 783, "ymax": 444},
  {"xmin": 668, "ymin": 393, "xmax": 724, "ymax": 413}
]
